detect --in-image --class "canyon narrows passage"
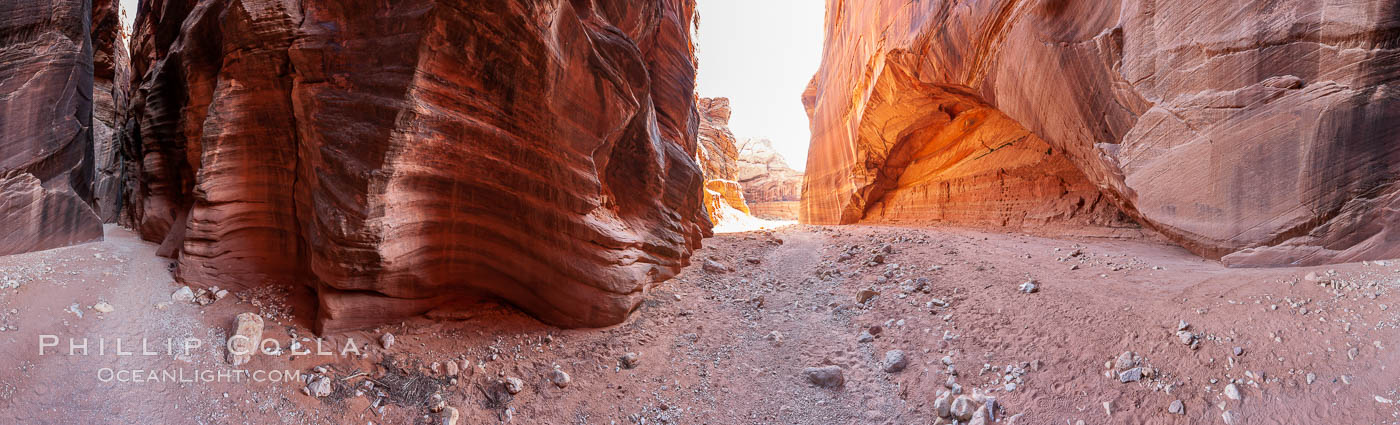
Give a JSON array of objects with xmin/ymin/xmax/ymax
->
[{"xmin": 0, "ymin": 0, "xmax": 1399, "ymax": 423}]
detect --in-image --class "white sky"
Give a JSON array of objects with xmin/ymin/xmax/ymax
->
[
  {"xmin": 695, "ymin": 0, "xmax": 824, "ymax": 171},
  {"xmin": 113, "ymin": 0, "xmax": 825, "ymax": 170}
]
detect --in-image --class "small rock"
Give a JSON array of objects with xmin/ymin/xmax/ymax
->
[
  {"xmin": 1018, "ymin": 280, "xmax": 1038, "ymax": 293},
  {"xmin": 1222, "ymin": 410, "xmax": 1241, "ymax": 425},
  {"xmin": 92, "ymin": 302, "xmax": 114, "ymax": 313},
  {"xmin": 171, "ymin": 286, "xmax": 195, "ymax": 302},
  {"xmin": 968, "ymin": 405, "xmax": 990, "ymax": 425},
  {"xmin": 702, "ymin": 259, "xmax": 730, "ymax": 274},
  {"xmin": 1377, "ymin": 395, "xmax": 1395, "ymax": 404},
  {"xmin": 1176, "ymin": 330, "xmax": 1195, "ymax": 345},
  {"xmin": 1233, "ymin": 347, "xmax": 1243, "ymax": 356},
  {"xmin": 802, "ymin": 365, "xmax": 844, "ymax": 388},
  {"xmin": 1306, "ymin": 373, "xmax": 1316, "ymax": 385},
  {"xmin": 882, "ymin": 350, "xmax": 908, "ymax": 373},
  {"xmin": 950, "ymin": 395, "xmax": 977, "ymax": 420},
  {"xmin": 1177, "ymin": 320, "xmax": 1189, "ymax": 331},
  {"xmin": 1113, "ymin": 351, "xmax": 1136, "ymax": 372},
  {"xmin": 305, "ymin": 376, "xmax": 332, "ymax": 398},
  {"xmin": 856, "ymin": 289, "xmax": 880, "ymax": 304},
  {"xmin": 856, "ymin": 331, "xmax": 875, "ymax": 343},
  {"xmin": 550, "ymin": 368, "xmax": 571, "ymax": 388},
  {"xmin": 380, "ymin": 333, "xmax": 395, "ymax": 349},
  {"xmin": 620, "ymin": 352, "xmax": 640, "ymax": 369},
  {"xmin": 444, "ymin": 360, "xmax": 460, "ymax": 377},
  {"xmin": 1118, "ymin": 367, "xmax": 1142, "ymax": 383},
  {"xmin": 502, "ymin": 377, "xmax": 524, "ymax": 394},
  {"xmin": 1224, "ymin": 383, "xmax": 1242, "ymax": 400},
  {"xmin": 227, "ymin": 312, "xmax": 264, "ymax": 366},
  {"xmin": 438, "ymin": 406, "xmax": 459, "ymax": 425},
  {"xmin": 933, "ymin": 390, "xmax": 953, "ymax": 418},
  {"xmin": 1168, "ymin": 400, "xmax": 1184, "ymax": 414}
]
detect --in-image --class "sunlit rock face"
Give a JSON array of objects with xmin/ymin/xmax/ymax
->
[
  {"xmin": 0, "ymin": 0, "xmax": 104, "ymax": 255},
  {"xmin": 804, "ymin": 0, "xmax": 1400, "ymax": 266},
  {"xmin": 122, "ymin": 0, "xmax": 709, "ymax": 332},
  {"xmin": 696, "ymin": 97, "xmax": 751, "ymax": 224},
  {"xmin": 737, "ymin": 138, "xmax": 803, "ymax": 220}
]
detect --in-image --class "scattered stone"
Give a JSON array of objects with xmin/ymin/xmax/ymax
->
[
  {"xmin": 1118, "ymin": 367, "xmax": 1142, "ymax": 383},
  {"xmin": 1177, "ymin": 320, "xmax": 1189, "ymax": 331},
  {"xmin": 92, "ymin": 302, "xmax": 114, "ymax": 313},
  {"xmin": 171, "ymin": 286, "xmax": 195, "ymax": 302},
  {"xmin": 1306, "ymin": 373, "xmax": 1316, "ymax": 385},
  {"xmin": 969, "ymin": 405, "xmax": 990, "ymax": 425},
  {"xmin": 438, "ymin": 406, "xmax": 459, "ymax": 425},
  {"xmin": 380, "ymin": 333, "xmax": 395, "ymax": 349},
  {"xmin": 803, "ymin": 365, "xmax": 844, "ymax": 388},
  {"xmin": 550, "ymin": 368, "xmax": 571, "ymax": 388},
  {"xmin": 444, "ymin": 359, "xmax": 460, "ymax": 377},
  {"xmin": 1377, "ymin": 396, "xmax": 1394, "ymax": 404},
  {"xmin": 1018, "ymin": 280, "xmax": 1039, "ymax": 293},
  {"xmin": 882, "ymin": 350, "xmax": 908, "ymax": 373},
  {"xmin": 305, "ymin": 376, "xmax": 332, "ymax": 398},
  {"xmin": 227, "ymin": 312, "xmax": 264, "ymax": 366},
  {"xmin": 933, "ymin": 391, "xmax": 953, "ymax": 418},
  {"xmin": 950, "ymin": 396, "xmax": 976, "ymax": 420},
  {"xmin": 856, "ymin": 288, "xmax": 880, "ymax": 304},
  {"xmin": 502, "ymin": 377, "xmax": 524, "ymax": 394},
  {"xmin": 702, "ymin": 259, "xmax": 730, "ymax": 274},
  {"xmin": 857, "ymin": 330, "xmax": 875, "ymax": 343},
  {"xmin": 1113, "ymin": 351, "xmax": 1136, "ymax": 372},
  {"xmin": 766, "ymin": 330, "xmax": 784, "ymax": 345},
  {"xmin": 1168, "ymin": 400, "xmax": 1184, "ymax": 415},
  {"xmin": 1222, "ymin": 410, "xmax": 1241, "ymax": 425},
  {"xmin": 1224, "ymin": 383, "xmax": 1242, "ymax": 400},
  {"xmin": 1176, "ymin": 330, "xmax": 1195, "ymax": 345},
  {"xmin": 1233, "ymin": 347, "xmax": 1243, "ymax": 356}
]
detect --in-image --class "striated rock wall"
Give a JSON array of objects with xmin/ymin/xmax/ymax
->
[
  {"xmin": 122, "ymin": 0, "xmax": 709, "ymax": 332},
  {"xmin": 0, "ymin": 0, "xmax": 104, "ymax": 255},
  {"xmin": 737, "ymin": 138, "xmax": 803, "ymax": 220},
  {"xmin": 805, "ymin": 0, "xmax": 1400, "ymax": 265},
  {"xmin": 92, "ymin": 0, "xmax": 129, "ymax": 223}
]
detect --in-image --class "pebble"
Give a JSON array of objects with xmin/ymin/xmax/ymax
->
[
  {"xmin": 882, "ymin": 350, "xmax": 908, "ymax": 373},
  {"xmin": 1168, "ymin": 400, "xmax": 1184, "ymax": 415},
  {"xmin": 228, "ymin": 312, "xmax": 263, "ymax": 366},
  {"xmin": 856, "ymin": 289, "xmax": 880, "ymax": 304},
  {"xmin": 1176, "ymin": 330, "xmax": 1195, "ymax": 345},
  {"xmin": 550, "ymin": 368, "xmax": 571, "ymax": 388},
  {"xmin": 1224, "ymin": 383, "xmax": 1242, "ymax": 400},
  {"xmin": 950, "ymin": 395, "xmax": 976, "ymax": 420},
  {"xmin": 1233, "ymin": 347, "xmax": 1243, "ymax": 356},
  {"xmin": 92, "ymin": 302, "xmax": 114, "ymax": 313},
  {"xmin": 171, "ymin": 286, "xmax": 195, "ymax": 302},
  {"xmin": 1118, "ymin": 367, "xmax": 1142, "ymax": 383},
  {"xmin": 305, "ymin": 376, "xmax": 332, "ymax": 398},
  {"xmin": 438, "ymin": 406, "xmax": 459, "ymax": 425},
  {"xmin": 620, "ymin": 352, "xmax": 641, "ymax": 369},
  {"xmin": 502, "ymin": 377, "xmax": 524, "ymax": 394},
  {"xmin": 802, "ymin": 366, "xmax": 844, "ymax": 389},
  {"xmin": 1306, "ymin": 373, "xmax": 1316, "ymax": 385},
  {"xmin": 1113, "ymin": 351, "xmax": 1136, "ymax": 371},
  {"xmin": 1017, "ymin": 280, "xmax": 1038, "ymax": 293},
  {"xmin": 702, "ymin": 259, "xmax": 730, "ymax": 274}
]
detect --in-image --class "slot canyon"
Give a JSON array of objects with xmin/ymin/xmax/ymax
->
[{"xmin": 0, "ymin": 0, "xmax": 1396, "ymax": 423}]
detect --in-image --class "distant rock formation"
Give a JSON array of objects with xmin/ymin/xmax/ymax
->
[
  {"xmin": 696, "ymin": 97, "xmax": 751, "ymax": 225},
  {"xmin": 804, "ymin": 0, "xmax": 1400, "ymax": 265},
  {"xmin": 92, "ymin": 0, "xmax": 128, "ymax": 223},
  {"xmin": 737, "ymin": 138, "xmax": 803, "ymax": 220},
  {"xmin": 120, "ymin": 0, "xmax": 709, "ymax": 332},
  {"xmin": 0, "ymin": 0, "xmax": 103, "ymax": 255}
]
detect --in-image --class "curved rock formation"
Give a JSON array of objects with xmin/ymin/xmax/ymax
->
[
  {"xmin": 696, "ymin": 96, "xmax": 753, "ymax": 225},
  {"xmin": 804, "ymin": 0, "xmax": 1400, "ymax": 265},
  {"xmin": 737, "ymin": 138, "xmax": 803, "ymax": 220},
  {"xmin": 0, "ymin": 0, "xmax": 103, "ymax": 255},
  {"xmin": 122, "ymin": 0, "xmax": 708, "ymax": 332}
]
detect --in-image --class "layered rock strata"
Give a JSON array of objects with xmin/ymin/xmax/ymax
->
[
  {"xmin": 122, "ymin": 0, "xmax": 708, "ymax": 332},
  {"xmin": 737, "ymin": 138, "xmax": 803, "ymax": 220},
  {"xmin": 0, "ymin": 0, "xmax": 104, "ymax": 255},
  {"xmin": 804, "ymin": 0, "xmax": 1400, "ymax": 265}
]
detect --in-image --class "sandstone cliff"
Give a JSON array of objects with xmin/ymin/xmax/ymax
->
[
  {"xmin": 122, "ymin": 0, "xmax": 709, "ymax": 332},
  {"xmin": 696, "ymin": 96, "xmax": 751, "ymax": 225},
  {"xmin": 737, "ymin": 138, "xmax": 803, "ymax": 220},
  {"xmin": 804, "ymin": 0, "xmax": 1400, "ymax": 265},
  {"xmin": 0, "ymin": 0, "xmax": 104, "ymax": 255},
  {"xmin": 92, "ymin": 0, "xmax": 128, "ymax": 223}
]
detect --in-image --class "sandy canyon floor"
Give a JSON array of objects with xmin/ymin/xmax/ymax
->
[{"xmin": 0, "ymin": 224, "xmax": 1397, "ymax": 424}]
